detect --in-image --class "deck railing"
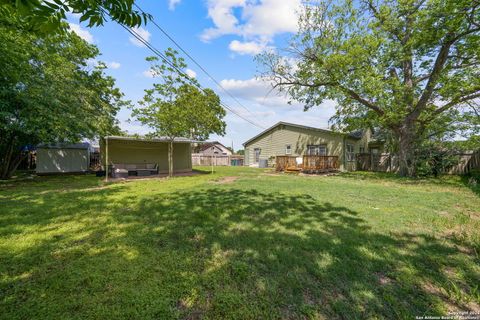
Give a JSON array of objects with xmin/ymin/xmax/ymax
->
[
  {"xmin": 302, "ymin": 155, "xmax": 339, "ymax": 171},
  {"xmin": 275, "ymin": 156, "xmax": 298, "ymax": 172},
  {"xmin": 275, "ymin": 155, "xmax": 339, "ymax": 172}
]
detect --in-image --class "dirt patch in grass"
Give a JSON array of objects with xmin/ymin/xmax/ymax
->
[
  {"xmin": 213, "ymin": 176, "xmax": 239, "ymax": 184},
  {"xmin": 375, "ymin": 272, "xmax": 394, "ymax": 286}
]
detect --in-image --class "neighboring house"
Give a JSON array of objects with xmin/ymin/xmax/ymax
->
[
  {"xmin": 36, "ymin": 143, "xmax": 90, "ymax": 174},
  {"xmin": 100, "ymin": 136, "xmax": 194, "ymax": 176},
  {"xmin": 243, "ymin": 122, "xmax": 378, "ymax": 171},
  {"xmin": 195, "ymin": 141, "xmax": 233, "ymax": 156}
]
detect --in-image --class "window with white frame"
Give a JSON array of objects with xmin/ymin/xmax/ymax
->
[
  {"xmin": 306, "ymin": 145, "xmax": 327, "ymax": 156},
  {"xmin": 346, "ymin": 144, "xmax": 355, "ymax": 161},
  {"xmin": 359, "ymin": 146, "xmax": 365, "ymax": 153},
  {"xmin": 285, "ymin": 144, "xmax": 292, "ymax": 155}
]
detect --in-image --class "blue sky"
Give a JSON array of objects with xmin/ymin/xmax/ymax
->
[{"xmin": 68, "ymin": 0, "xmax": 336, "ymax": 151}]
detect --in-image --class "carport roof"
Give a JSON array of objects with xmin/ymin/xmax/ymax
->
[{"xmin": 104, "ymin": 136, "xmax": 203, "ymax": 143}]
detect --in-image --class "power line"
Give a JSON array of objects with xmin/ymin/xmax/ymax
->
[
  {"xmin": 117, "ymin": 21, "xmax": 266, "ymax": 129},
  {"xmin": 133, "ymin": 3, "xmax": 265, "ymax": 125}
]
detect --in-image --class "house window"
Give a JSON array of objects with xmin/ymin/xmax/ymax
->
[
  {"xmin": 359, "ymin": 146, "xmax": 365, "ymax": 153},
  {"xmin": 254, "ymin": 148, "xmax": 261, "ymax": 163},
  {"xmin": 285, "ymin": 144, "xmax": 292, "ymax": 155},
  {"xmin": 346, "ymin": 144, "xmax": 355, "ymax": 161},
  {"xmin": 370, "ymin": 148, "xmax": 379, "ymax": 154},
  {"xmin": 307, "ymin": 145, "xmax": 327, "ymax": 156}
]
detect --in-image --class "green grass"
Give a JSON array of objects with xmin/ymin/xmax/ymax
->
[{"xmin": 1, "ymin": 167, "xmax": 479, "ymax": 319}]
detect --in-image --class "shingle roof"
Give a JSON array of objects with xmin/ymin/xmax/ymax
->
[
  {"xmin": 242, "ymin": 122, "xmax": 361, "ymax": 146},
  {"xmin": 197, "ymin": 141, "xmax": 229, "ymax": 152}
]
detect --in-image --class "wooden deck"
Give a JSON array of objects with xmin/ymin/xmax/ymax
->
[{"xmin": 276, "ymin": 155, "xmax": 339, "ymax": 173}]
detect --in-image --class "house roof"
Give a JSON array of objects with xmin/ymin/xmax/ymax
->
[
  {"xmin": 242, "ymin": 122, "xmax": 361, "ymax": 146},
  {"xmin": 197, "ymin": 141, "xmax": 230, "ymax": 152},
  {"xmin": 104, "ymin": 136, "xmax": 201, "ymax": 143}
]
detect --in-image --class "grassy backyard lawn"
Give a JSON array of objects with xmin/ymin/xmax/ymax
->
[{"xmin": 1, "ymin": 167, "xmax": 479, "ymax": 319}]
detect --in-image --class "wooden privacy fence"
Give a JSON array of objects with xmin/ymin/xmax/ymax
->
[
  {"xmin": 276, "ymin": 155, "xmax": 339, "ymax": 172},
  {"xmin": 191, "ymin": 154, "xmax": 244, "ymax": 166},
  {"xmin": 356, "ymin": 153, "xmax": 399, "ymax": 172},
  {"xmin": 303, "ymin": 155, "xmax": 339, "ymax": 172},
  {"xmin": 89, "ymin": 152, "xmax": 101, "ymax": 171},
  {"xmin": 447, "ymin": 151, "xmax": 480, "ymax": 175},
  {"xmin": 356, "ymin": 151, "xmax": 480, "ymax": 175}
]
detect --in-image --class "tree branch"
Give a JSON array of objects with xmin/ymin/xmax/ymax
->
[
  {"xmin": 413, "ymin": 36, "xmax": 455, "ymax": 114},
  {"xmin": 338, "ymin": 86, "xmax": 385, "ymax": 116},
  {"xmin": 273, "ymin": 80, "xmax": 384, "ymax": 116},
  {"xmin": 434, "ymin": 92, "xmax": 480, "ymax": 115}
]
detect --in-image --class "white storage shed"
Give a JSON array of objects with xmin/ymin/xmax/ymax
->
[{"xmin": 36, "ymin": 143, "xmax": 90, "ymax": 174}]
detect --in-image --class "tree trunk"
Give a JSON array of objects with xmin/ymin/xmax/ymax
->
[
  {"xmin": 397, "ymin": 124, "xmax": 416, "ymax": 177},
  {"xmin": 0, "ymin": 141, "xmax": 15, "ymax": 180},
  {"xmin": 168, "ymin": 141, "xmax": 173, "ymax": 178},
  {"xmin": 5, "ymin": 153, "xmax": 27, "ymax": 179}
]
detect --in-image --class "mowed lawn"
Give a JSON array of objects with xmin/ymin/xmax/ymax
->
[{"xmin": 1, "ymin": 167, "xmax": 479, "ymax": 319}]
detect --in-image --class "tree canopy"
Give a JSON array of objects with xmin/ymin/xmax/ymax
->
[
  {"xmin": 0, "ymin": 13, "xmax": 126, "ymax": 179},
  {"xmin": 259, "ymin": 0, "xmax": 480, "ymax": 176},
  {"xmin": 132, "ymin": 49, "xmax": 226, "ymax": 176},
  {"xmin": 0, "ymin": 0, "xmax": 150, "ymax": 33}
]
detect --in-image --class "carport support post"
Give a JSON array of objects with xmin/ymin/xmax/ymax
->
[
  {"xmin": 105, "ymin": 137, "xmax": 109, "ymax": 182},
  {"xmin": 168, "ymin": 141, "xmax": 174, "ymax": 178}
]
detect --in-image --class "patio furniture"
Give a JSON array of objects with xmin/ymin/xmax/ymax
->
[
  {"xmin": 111, "ymin": 163, "xmax": 158, "ymax": 177},
  {"xmin": 113, "ymin": 168, "xmax": 128, "ymax": 178}
]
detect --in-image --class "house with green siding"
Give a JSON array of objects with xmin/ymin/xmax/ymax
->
[{"xmin": 243, "ymin": 122, "xmax": 377, "ymax": 171}]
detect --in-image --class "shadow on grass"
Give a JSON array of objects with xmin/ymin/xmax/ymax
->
[
  {"xmin": 460, "ymin": 175, "xmax": 480, "ymax": 197},
  {"xmin": 1, "ymin": 184, "xmax": 479, "ymax": 319},
  {"xmin": 339, "ymin": 171, "xmax": 480, "ymax": 191}
]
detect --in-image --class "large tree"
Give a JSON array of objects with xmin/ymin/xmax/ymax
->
[
  {"xmin": 259, "ymin": 0, "xmax": 480, "ymax": 176},
  {"xmin": 132, "ymin": 49, "xmax": 226, "ymax": 177},
  {"xmin": 0, "ymin": 13, "xmax": 126, "ymax": 179},
  {"xmin": 0, "ymin": 0, "xmax": 150, "ymax": 33}
]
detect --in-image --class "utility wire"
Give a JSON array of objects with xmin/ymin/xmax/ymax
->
[
  {"xmin": 133, "ymin": 3, "xmax": 266, "ymax": 126},
  {"xmin": 117, "ymin": 21, "xmax": 266, "ymax": 129}
]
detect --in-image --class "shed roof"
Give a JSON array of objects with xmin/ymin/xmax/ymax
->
[
  {"xmin": 242, "ymin": 122, "xmax": 361, "ymax": 146},
  {"xmin": 37, "ymin": 142, "xmax": 91, "ymax": 150}
]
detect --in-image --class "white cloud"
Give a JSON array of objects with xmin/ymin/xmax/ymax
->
[
  {"xmin": 168, "ymin": 0, "xmax": 181, "ymax": 10},
  {"xmin": 241, "ymin": 0, "xmax": 301, "ymax": 38},
  {"xmin": 69, "ymin": 23, "xmax": 94, "ymax": 43},
  {"xmin": 185, "ymin": 68, "xmax": 197, "ymax": 78},
  {"xmin": 228, "ymin": 40, "xmax": 267, "ymax": 55},
  {"xmin": 129, "ymin": 27, "xmax": 151, "ymax": 47},
  {"xmin": 201, "ymin": 0, "xmax": 301, "ymax": 54},
  {"xmin": 220, "ymin": 78, "xmax": 272, "ymax": 101},
  {"xmin": 142, "ymin": 69, "xmax": 155, "ymax": 78},
  {"xmin": 201, "ymin": 0, "xmax": 245, "ymax": 42},
  {"xmin": 218, "ymin": 77, "xmax": 338, "ymax": 130},
  {"xmin": 108, "ymin": 61, "xmax": 121, "ymax": 69}
]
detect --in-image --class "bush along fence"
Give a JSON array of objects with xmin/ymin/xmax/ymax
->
[
  {"xmin": 191, "ymin": 154, "xmax": 244, "ymax": 166},
  {"xmin": 356, "ymin": 150, "xmax": 480, "ymax": 175}
]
